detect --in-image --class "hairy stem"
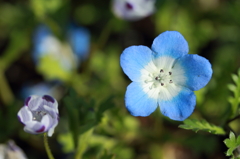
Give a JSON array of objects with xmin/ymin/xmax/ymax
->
[{"xmin": 44, "ymin": 133, "xmax": 55, "ymax": 159}]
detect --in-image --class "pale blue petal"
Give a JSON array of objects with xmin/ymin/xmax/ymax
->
[
  {"xmin": 17, "ymin": 106, "xmax": 32, "ymax": 124},
  {"xmin": 68, "ymin": 24, "xmax": 90, "ymax": 61},
  {"xmin": 32, "ymin": 25, "xmax": 52, "ymax": 63},
  {"xmin": 40, "ymin": 114, "xmax": 53, "ymax": 133},
  {"xmin": 151, "ymin": 31, "xmax": 189, "ymax": 59},
  {"xmin": 43, "ymin": 105, "xmax": 59, "ymax": 119},
  {"xmin": 28, "ymin": 95, "xmax": 43, "ymax": 111},
  {"xmin": 159, "ymin": 88, "xmax": 196, "ymax": 121},
  {"xmin": 125, "ymin": 82, "xmax": 158, "ymax": 116},
  {"xmin": 24, "ymin": 121, "xmax": 45, "ymax": 134},
  {"xmin": 47, "ymin": 118, "xmax": 58, "ymax": 137},
  {"xmin": 120, "ymin": 45, "xmax": 153, "ymax": 82},
  {"xmin": 174, "ymin": 54, "xmax": 212, "ymax": 91}
]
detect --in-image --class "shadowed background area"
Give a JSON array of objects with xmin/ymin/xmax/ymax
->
[{"xmin": 0, "ymin": 0, "xmax": 240, "ymax": 159}]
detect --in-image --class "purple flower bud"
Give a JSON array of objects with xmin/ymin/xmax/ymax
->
[
  {"xmin": 0, "ymin": 140, "xmax": 28, "ymax": 159},
  {"xmin": 17, "ymin": 95, "xmax": 59, "ymax": 137}
]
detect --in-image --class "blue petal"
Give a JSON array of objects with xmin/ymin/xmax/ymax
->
[
  {"xmin": 151, "ymin": 31, "xmax": 189, "ymax": 59},
  {"xmin": 32, "ymin": 25, "xmax": 52, "ymax": 63},
  {"xmin": 159, "ymin": 88, "xmax": 196, "ymax": 121},
  {"xmin": 125, "ymin": 82, "xmax": 158, "ymax": 116},
  {"xmin": 68, "ymin": 25, "xmax": 90, "ymax": 61},
  {"xmin": 175, "ymin": 54, "xmax": 212, "ymax": 91},
  {"xmin": 120, "ymin": 45, "xmax": 153, "ymax": 82}
]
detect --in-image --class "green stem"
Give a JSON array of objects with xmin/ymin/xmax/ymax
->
[
  {"xmin": 97, "ymin": 18, "xmax": 115, "ymax": 50},
  {"xmin": 74, "ymin": 129, "xmax": 93, "ymax": 159},
  {"xmin": 227, "ymin": 114, "xmax": 240, "ymax": 124},
  {"xmin": 0, "ymin": 69, "xmax": 14, "ymax": 105},
  {"xmin": 44, "ymin": 133, "xmax": 55, "ymax": 159}
]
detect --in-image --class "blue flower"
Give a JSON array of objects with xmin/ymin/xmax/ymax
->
[
  {"xmin": 120, "ymin": 31, "xmax": 212, "ymax": 121},
  {"xmin": 67, "ymin": 24, "xmax": 90, "ymax": 61},
  {"xmin": 20, "ymin": 82, "xmax": 61, "ymax": 100},
  {"xmin": 17, "ymin": 95, "xmax": 59, "ymax": 136},
  {"xmin": 33, "ymin": 24, "xmax": 90, "ymax": 70}
]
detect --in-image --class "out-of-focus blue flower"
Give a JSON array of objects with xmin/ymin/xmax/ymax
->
[
  {"xmin": 0, "ymin": 140, "xmax": 27, "ymax": 159},
  {"xmin": 20, "ymin": 82, "xmax": 62, "ymax": 100},
  {"xmin": 33, "ymin": 24, "xmax": 90, "ymax": 71},
  {"xmin": 120, "ymin": 31, "xmax": 212, "ymax": 121},
  {"xmin": 17, "ymin": 95, "xmax": 59, "ymax": 137},
  {"xmin": 67, "ymin": 24, "xmax": 90, "ymax": 61},
  {"xmin": 112, "ymin": 0, "xmax": 156, "ymax": 21}
]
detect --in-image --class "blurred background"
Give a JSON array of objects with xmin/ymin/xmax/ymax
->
[{"xmin": 0, "ymin": 0, "xmax": 240, "ymax": 158}]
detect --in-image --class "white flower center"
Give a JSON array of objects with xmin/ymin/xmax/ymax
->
[{"xmin": 140, "ymin": 56, "xmax": 186, "ymax": 101}]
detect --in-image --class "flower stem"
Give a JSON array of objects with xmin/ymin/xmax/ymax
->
[
  {"xmin": 227, "ymin": 114, "xmax": 240, "ymax": 124},
  {"xmin": 0, "ymin": 69, "xmax": 14, "ymax": 105},
  {"xmin": 97, "ymin": 18, "xmax": 115, "ymax": 50},
  {"xmin": 44, "ymin": 133, "xmax": 55, "ymax": 159}
]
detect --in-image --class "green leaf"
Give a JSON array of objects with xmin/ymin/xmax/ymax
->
[
  {"xmin": 30, "ymin": 0, "xmax": 63, "ymax": 18},
  {"xmin": 228, "ymin": 84, "xmax": 237, "ymax": 93},
  {"xmin": 63, "ymin": 93, "xmax": 80, "ymax": 149},
  {"xmin": 37, "ymin": 55, "xmax": 74, "ymax": 82},
  {"xmin": 98, "ymin": 150, "xmax": 115, "ymax": 159},
  {"xmin": 228, "ymin": 68, "xmax": 240, "ymax": 119},
  {"xmin": 223, "ymin": 132, "xmax": 240, "ymax": 157},
  {"xmin": 232, "ymin": 74, "xmax": 239, "ymax": 85},
  {"xmin": 179, "ymin": 119, "xmax": 226, "ymax": 135},
  {"xmin": 96, "ymin": 96, "xmax": 114, "ymax": 120}
]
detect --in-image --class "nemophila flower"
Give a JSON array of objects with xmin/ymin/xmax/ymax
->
[
  {"xmin": 0, "ymin": 140, "xmax": 27, "ymax": 159},
  {"xmin": 20, "ymin": 82, "xmax": 62, "ymax": 100},
  {"xmin": 33, "ymin": 24, "xmax": 90, "ymax": 70},
  {"xmin": 120, "ymin": 31, "xmax": 212, "ymax": 121},
  {"xmin": 112, "ymin": 0, "xmax": 156, "ymax": 21},
  {"xmin": 67, "ymin": 24, "xmax": 90, "ymax": 61},
  {"xmin": 17, "ymin": 95, "xmax": 59, "ymax": 136}
]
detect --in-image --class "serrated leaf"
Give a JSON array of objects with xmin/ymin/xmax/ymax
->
[
  {"xmin": 179, "ymin": 119, "xmax": 226, "ymax": 135},
  {"xmin": 228, "ymin": 84, "xmax": 237, "ymax": 92},
  {"xmin": 224, "ymin": 132, "xmax": 240, "ymax": 157},
  {"xmin": 230, "ymin": 132, "xmax": 236, "ymax": 141},
  {"xmin": 232, "ymin": 74, "xmax": 239, "ymax": 85},
  {"xmin": 228, "ymin": 69, "xmax": 240, "ymax": 119}
]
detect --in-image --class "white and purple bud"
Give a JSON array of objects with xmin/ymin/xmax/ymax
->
[
  {"xmin": 112, "ymin": 0, "xmax": 156, "ymax": 21},
  {"xmin": 17, "ymin": 95, "xmax": 59, "ymax": 137},
  {"xmin": 0, "ymin": 140, "xmax": 27, "ymax": 159}
]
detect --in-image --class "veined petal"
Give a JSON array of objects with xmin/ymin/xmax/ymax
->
[
  {"xmin": 27, "ymin": 95, "xmax": 43, "ymax": 111},
  {"xmin": 151, "ymin": 31, "xmax": 189, "ymax": 59},
  {"xmin": 47, "ymin": 118, "xmax": 58, "ymax": 137},
  {"xmin": 42, "ymin": 95, "xmax": 58, "ymax": 113},
  {"xmin": 120, "ymin": 45, "xmax": 153, "ymax": 82},
  {"xmin": 40, "ymin": 114, "xmax": 53, "ymax": 133},
  {"xmin": 173, "ymin": 54, "xmax": 212, "ymax": 91},
  {"xmin": 43, "ymin": 105, "xmax": 58, "ymax": 119},
  {"xmin": 17, "ymin": 106, "xmax": 32, "ymax": 124},
  {"xmin": 125, "ymin": 82, "xmax": 158, "ymax": 116},
  {"xmin": 24, "ymin": 121, "xmax": 46, "ymax": 134},
  {"xmin": 158, "ymin": 87, "xmax": 196, "ymax": 121}
]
